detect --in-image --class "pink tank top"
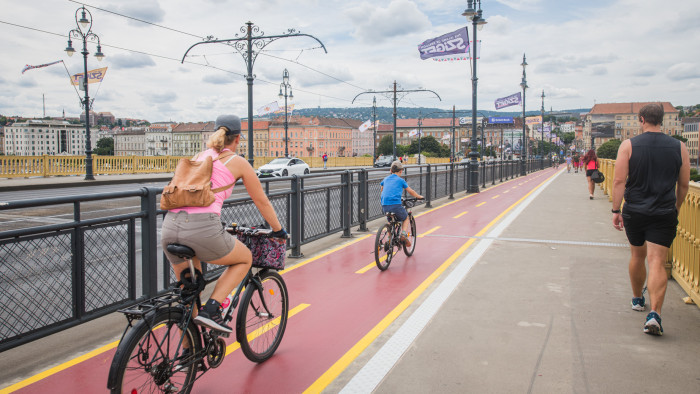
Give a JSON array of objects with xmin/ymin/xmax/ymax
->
[{"xmin": 170, "ymin": 149, "xmax": 236, "ymax": 215}]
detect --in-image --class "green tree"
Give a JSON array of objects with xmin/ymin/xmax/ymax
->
[
  {"xmin": 671, "ymin": 134, "xmax": 688, "ymax": 143},
  {"xmin": 405, "ymin": 135, "xmax": 448, "ymax": 157},
  {"xmin": 560, "ymin": 132, "xmax": 575, "ymax": 145},
  {"xmin": 377, "ymin": 135, "xmax": 394, "ymax": 156},
  {"xmin": 596, "ymin": 139, "xmax": 621, "ymax": 159},
  {"xmin": 94, "ymin": 137, "xmax": 114, "ymax": 155}
]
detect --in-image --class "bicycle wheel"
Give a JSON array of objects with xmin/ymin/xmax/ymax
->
[
  {"xmin": 236, "ymin": 270, "xmax": 289, "ymax": 363},
  {"xmin": 375, "ymin": 223, "xmax": 394, "ymax": 271},
  {"xmin": 108, "ymin": 307, "xmax": 201, "ymax": 394},
  {"xmin": 402, "ymin": 214, "xmax": 417, "ymax": 256}
]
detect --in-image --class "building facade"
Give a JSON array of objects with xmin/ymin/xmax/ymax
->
[
  {"xmin": 146, "ymin": 123, "xmax": 176, "ymax": 156},
  {"xmin": 114, "ymin": 128, "xmax": 146, "ymax": 156},
  {"xmin": 172, "ymin": 122, "xmax": 214, "ymax": 157},
  {"xmin": 682, "ymin": 117, "xmax": 699, "ymax": 166},
  {"xmin": 583, "ymin": 102, "xmax": 681, "ymax": 150},
  {"xmin": 3, "ymin": 119, "xmax": 95, "ymax": 156},
  {"xmin": 268, "ymin": 116, "xmax": 356, "ymax": 158}
]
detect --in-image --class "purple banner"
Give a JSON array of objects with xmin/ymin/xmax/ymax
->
[
  {"xmin": 418, "ymin": 27, "xmax": 469, "ymax": 60},
  {"xmin": 494, "ymin": 92, "xmax": 522, "ymax": 110}
]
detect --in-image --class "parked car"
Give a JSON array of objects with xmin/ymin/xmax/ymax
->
[
  {"xmin": 373, "ymin": 156, "xmax": 394, "ymax": 168},
  {"xmin": 257, "ymin": 157, "xmax": 310, "ymax": 177}
]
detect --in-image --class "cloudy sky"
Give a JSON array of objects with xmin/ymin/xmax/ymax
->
[{"xmin": 2, "ymin": 0, "xmax": 699, "ymax": 123}]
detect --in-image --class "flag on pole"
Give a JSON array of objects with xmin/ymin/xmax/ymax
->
[
  {"xmin": 257, "ymin": 101, "xmax": 280, "ymax": 116},
  {"xmin": 273, "ymin": 103, "xmax": 295, "ymax": 115},
  {"xmin": 409, "ymin": 129, "xmax": 419, "ymax": 137},
  {"xmin": 418, "ymin": 27, "xmax": 469, "ymax": 60},
  {"xmin": 70, "ymin": 67, "xmax": 108, "ymax": 85},
  {"xmin": 359, "ymin": 119, "xmax": 372, "ymax": 133},
  {"xmin": 21, "ymin": 60, "xmax": 63, "ymax": 74}
]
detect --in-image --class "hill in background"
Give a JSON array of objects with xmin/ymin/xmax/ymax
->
[{"xmin": 257, "ymin": 107, "xmax": 590, "ymax": 123}]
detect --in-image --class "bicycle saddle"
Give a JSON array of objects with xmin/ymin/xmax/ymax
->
[{"xmin": 167, "ymin": 243, "xmax": 196, "ymax": 259}]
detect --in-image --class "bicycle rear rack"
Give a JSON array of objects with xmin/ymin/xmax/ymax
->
[{"xmin": 117, "ymin": 294, "xmax": 180, "ymax": 322}]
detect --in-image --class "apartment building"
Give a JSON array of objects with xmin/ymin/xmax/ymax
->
[
  {"xmin": 236, "ymin": 120, "xmax": 271, "ymax": 158},
  {"xmin": 682, "ymin": 117, "xmax": 699, "ymax": 166},
  {"xmin": 3, "ymin": 119, "xmax": 95, "ymax": 156},
  {"xmin": 268, "ymin": 116, "xmax": 356, "ymax": 158},
  {"xmin": 583, "ymin": 102, "xmax": 681, "ymax": 150},
  {"xmin": 114, "ymin": 128, "xmax": 146, "ymax": 156},
  {"xmin": 172, "ymin": 122, "xmax": 214, "ymax": 156},
  {"xmin": 146, "ymin": 123, "xmax": 176, "ymax": 156}
]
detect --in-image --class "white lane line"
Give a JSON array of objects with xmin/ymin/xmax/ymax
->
[{"xmin": 339, "ymin": 171, "xmax": 561, "ymax": 394}]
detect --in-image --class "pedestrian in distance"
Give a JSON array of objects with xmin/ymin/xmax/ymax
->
[
  {"xmin": 573, "ymin": 153, "xmax": 580, "ymax": 173},
  {"xmin": 565, "ymin": 155, "xmax": 572, "ymax": 173},
  {"xmin": 583, "ymin": 149, "xmax": 599, "ymax": 199},
  {"xmin": 379, "ymin": 161, "xmax": 423, "ymax": 247},
  {"xmin": 611, "ymin": 103, "xmax": 690, "ymax": 336},
  {"xmin": 161, "ymin": 114, "xmax": 287, "ymax": 333},
  {"xmin": 322, "ymin": 153, "xmax": 328, "ymax": 170}
]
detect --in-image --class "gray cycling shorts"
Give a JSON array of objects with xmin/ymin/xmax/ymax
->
[{"xmin": 161, "ymin": 211, "xmax": 236, "ymax": 264}]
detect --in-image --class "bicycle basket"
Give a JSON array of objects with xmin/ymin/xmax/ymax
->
[{"xmin": 236, "ymin": 233, "xmax": 286, "ymax": 270}]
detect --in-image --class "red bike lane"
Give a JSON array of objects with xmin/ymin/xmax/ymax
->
[{"xmin": 8, "ymin": 168, "xmax": 556, "ymax": 394}]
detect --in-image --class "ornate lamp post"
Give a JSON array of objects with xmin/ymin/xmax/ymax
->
[
  {"xmin": 278, "ymin": 68, "xmax": 293, "ymax": 158},
  {"xmin": 65, "ymin": 5, "xmax": 104, "ymax": 181},
  {"xmin": 463, "ymin": 0, "xmax": 487, "ymax": 193},
  {"xmin": 520, "ymin": 53, "xmax": 528, "ymax": 176}
]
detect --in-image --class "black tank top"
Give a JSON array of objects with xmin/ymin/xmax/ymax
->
[{"xmin": 624, "ymin": 132, "xmax": 682, "ymax": 215}]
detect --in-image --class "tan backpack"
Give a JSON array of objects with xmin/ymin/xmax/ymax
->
[{"xmin": 160, "ymin": 151, "xmax": 236, "ymax": 210}]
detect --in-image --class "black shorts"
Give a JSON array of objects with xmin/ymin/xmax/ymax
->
[
  {"xmin": 586, "ymin": 169, "xmax": 596, "ymax": 177},
  {"xmin": 622, "ymin": 211, "xmax": 678, "ymax": 248}
]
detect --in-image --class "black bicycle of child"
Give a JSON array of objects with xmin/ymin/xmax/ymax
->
[
  {"xmin": 374, "ymin": 197, "xmax": 423, "ymax": 271},
  {"xmin": 107, "ymin": 224, "xmax": 288, "ymax": 394}
]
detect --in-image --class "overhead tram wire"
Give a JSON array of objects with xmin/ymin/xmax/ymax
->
[
  {"xmin": 74, "ymin": 1, "xmax": 369, "ymax": 96},
  {"xmin": 0, "ymin": 19, "xmax": 354, "ymax": 104}
]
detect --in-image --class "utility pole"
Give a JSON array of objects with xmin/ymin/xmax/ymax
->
[
  {"xmin": 352, "ymin": 84, "xmax": 441, "ymax": 160},
  {"xmin": 182, "ymin": 22, "xmax": 327, "ymax": 166}
]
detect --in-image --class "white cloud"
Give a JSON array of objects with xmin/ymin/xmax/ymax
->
[
  {"xmin": 345, "ymin": 0, "xmax": 431, "ymax": 43},
  {"xmin": 667, "ymin": 63, "xmax": 700, "ymax": 81}
]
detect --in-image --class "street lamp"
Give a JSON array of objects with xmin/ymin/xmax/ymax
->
[
  {"xmin": 463, "ymin": 0, "xmax": 487, "ymax": 193},
  {"xmin": 520, "ymin": 53, "xmax": 528, "ymax": 176},
  {"xmin": 65, "ymin": 5, "xmax": 104, "ymax": 181},
  {"xmin": 278, "ymin": 68, "xmax": 293, "ymax": 158},
  {"xmin": 541, "ymin": 90, "xmax": 546, "ymax": 163}
]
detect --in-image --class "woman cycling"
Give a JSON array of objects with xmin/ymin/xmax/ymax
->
[
  {"xmin": 583, "ymin": 149, "xmax": 599, "ymax": 200},
  {"xmin": 161, "ymin": 114, "xmax": 285, "ymax": 333}
]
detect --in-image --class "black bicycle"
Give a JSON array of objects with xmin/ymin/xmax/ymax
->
[
  {"xmin": 107, "ymin": 225, "xmax": 289, "ymax": 394},
  {"xmin": 374, "ymin": 198, "xmax": 422, "ymax": 271}
]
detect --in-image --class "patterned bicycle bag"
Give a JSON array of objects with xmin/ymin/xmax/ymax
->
[{"xmin": 236, "ymin": 233, "xmax": 286, "ymax": 270}]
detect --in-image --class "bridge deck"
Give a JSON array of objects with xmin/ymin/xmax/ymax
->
[{"xmin": 2, "ymin": 168, "xmax": 699, "ymax": 393}]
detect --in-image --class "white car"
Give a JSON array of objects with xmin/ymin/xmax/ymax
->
[{"xmin": 257, "ymin": 158, "xmax": 310, "ymax": 178}]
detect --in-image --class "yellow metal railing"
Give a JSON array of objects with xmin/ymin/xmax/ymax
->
[
  {"xmin": 599, "ymin": 159, "xmax": 700, "ymax": 308},
  {"xmin": 1, "ymin": 155, "xmax": 453, "ymax": 178}
]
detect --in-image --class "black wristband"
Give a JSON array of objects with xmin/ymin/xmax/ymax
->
[{"xmin": 611, "ymin": 209, "xmax": 621, "ymax": 214}]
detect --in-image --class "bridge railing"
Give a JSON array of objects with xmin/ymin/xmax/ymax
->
[
  {"xmin": 0, "ymin": 159, "xmax": 546, "ymax": 352},
  {"xmin": 599, "ymin": 159, "xmax": 700, "ymax": 308},
  {"xmin": 1, "ymin": 155, "xmax": 462, "ymax": 178}
]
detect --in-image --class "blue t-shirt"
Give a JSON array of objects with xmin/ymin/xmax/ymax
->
[{"xmin": 380, "ymin": 174, "xmax": 408, "ymax": 205}]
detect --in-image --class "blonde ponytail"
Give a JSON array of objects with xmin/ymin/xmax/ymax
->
[{"xmin": 207, "ymin": 127, "xmax": 237, "ymax": 152}]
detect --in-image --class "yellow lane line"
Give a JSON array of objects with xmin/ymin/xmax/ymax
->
[
  {"xmin": 419, "ymin": 226, "xmax": 441, "ymax": 237},
  {"xmin": 225, "ymin": 303, "xmax": 310, "ymax": 355},
  {"xmin": 476, "ymin": 202, "xmax": 486, "ymax": 207},
  {"xmin": 504, "ymin": 190, "xmax": 510, "ymax": 194},
  {"xmin": 491, "ymin": 195, "xmax": 500, "ymax": 199},
  {"xmin": 303, "ymin": 170, "xmax": 560, "ymax": 394},
  {"xmin": 280, "ymin": 234, "xmax": 373, "ymax": 275},
  {"xmin": 453, "ymin": 211, "xmax": 468, "ymax": 218}
]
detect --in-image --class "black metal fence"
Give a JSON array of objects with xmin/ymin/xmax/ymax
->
[{"xmin": 0, "ymin": 159, "xmax": 546, "ymax": 352}]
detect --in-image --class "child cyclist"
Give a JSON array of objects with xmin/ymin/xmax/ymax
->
[{"xmin": 380, "ymin": 161, "xmax": 423, "ymax": 247}]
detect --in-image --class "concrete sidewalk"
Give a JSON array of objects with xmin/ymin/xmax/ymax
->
[{"xmin": 330, "ymin": 169, "xmax": 700, "ymax": 393}]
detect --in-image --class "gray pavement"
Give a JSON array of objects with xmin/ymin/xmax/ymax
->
[{"xmin": 2, "ymin": 169, "xmax": 699, "ymax": 393}]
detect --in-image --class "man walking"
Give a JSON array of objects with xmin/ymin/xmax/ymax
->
[
  {"xmin": 322, "ymin": 153, "xmax": 328, "ymax": 170},
  {"xmin": 611, "ymin": 103, "xmax": 690, "ymax": 336}
]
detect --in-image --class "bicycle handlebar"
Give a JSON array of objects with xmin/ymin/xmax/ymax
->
[
  {"xmin": 402, "ymin": 197, "xmax": 425, "ymax": 208},
  {"xmin": 226, "ymin": 223, "xmax": 289, "ymax": 240}
]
